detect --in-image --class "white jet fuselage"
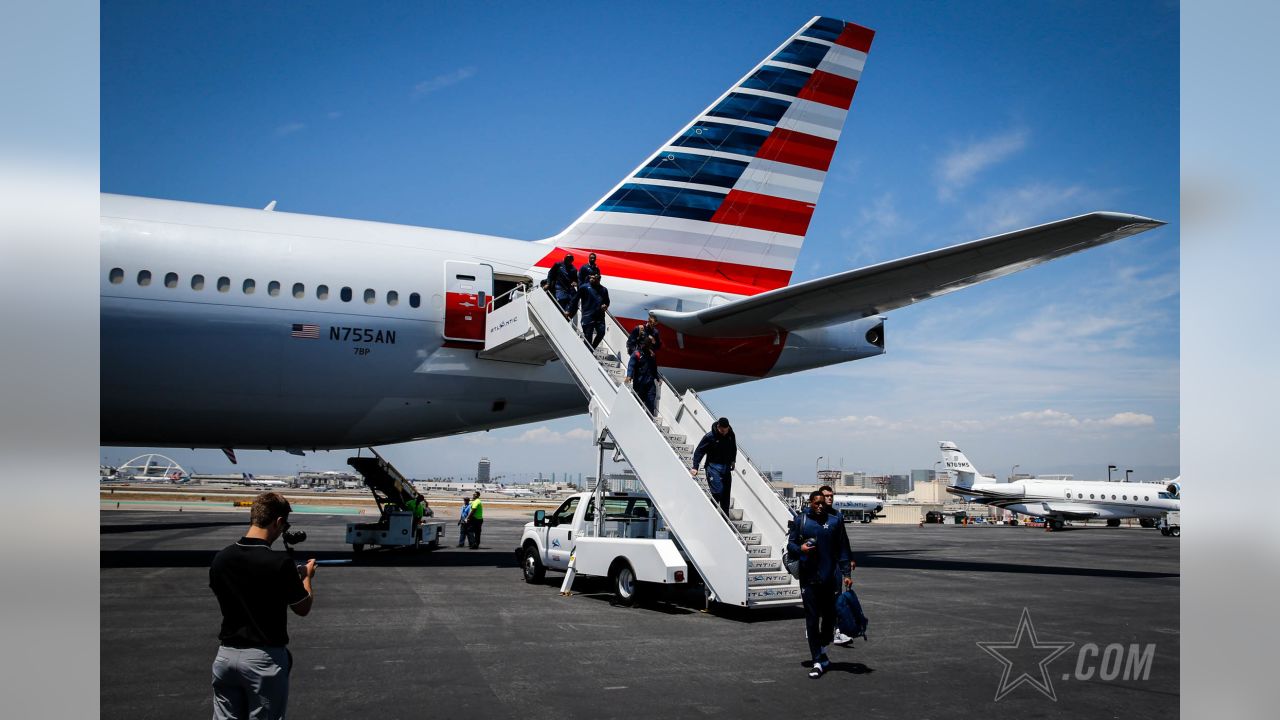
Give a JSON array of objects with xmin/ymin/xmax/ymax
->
[{"xmin": 100, "ymin": 195, "xmax": 882, "ymax": 449}]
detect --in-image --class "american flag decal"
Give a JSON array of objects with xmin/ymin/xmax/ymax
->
[{"xmin": 291, "ymin": 323, "xmax": 320, "ymax": 339}]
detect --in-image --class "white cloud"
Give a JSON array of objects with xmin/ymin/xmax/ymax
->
[
  {"xmin": 513, "ymin": 426, "xmax": 592, "ymax": 444},
  {"xmin": 274, "ymin": 122, "xmax": 306, "ymax": 137},
  {"xmin": 961, "ymin": 182, "xmax": 1098, "ymax": 233},
  {"xmin": 936, "ymin": 128, "xmax": 1029, "ymax": 200},
  {"xmin": 778, "ymin": 416, "xmax": 801, "ymax": 425},
  {"xmin": 1091, "ymin": 412, "xmax": 1156, "ymax": 427},
  {"xmin": 841, "ymin": 192, "xmax": 907, "ymax": 264},
  {"xmin": 412, "ymin": 66, "xmax": 478, "ymax": 97}
]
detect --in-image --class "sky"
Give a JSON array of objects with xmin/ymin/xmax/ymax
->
[{"xmin": 100, "ymin": 1, "xmax": 1179, "ymax": 484}]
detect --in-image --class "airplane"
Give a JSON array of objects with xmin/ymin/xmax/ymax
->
[
  {"xmin": 242, "ymin": 473, "xmax": 288, "ymax": 488},
  {"xmin": 939, "ymin": 441, "xmax": 1180, "ymax": 531},
  {"xmin": 496, "ymin": 488, "xmax": 537, "ymax": 498},
  {"xmin": 100, "ymin": 16, "xmax": 1164, "ymax": 456}
]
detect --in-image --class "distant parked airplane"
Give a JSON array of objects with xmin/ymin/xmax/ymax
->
[{"xmin": 939, "ymin": 442, "xmax": 1179, "ymax": 531}]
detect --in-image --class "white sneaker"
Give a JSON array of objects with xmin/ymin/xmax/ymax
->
[{"xmin": 833, "ymin": 631, "xmax": 854, "ymax": 646}]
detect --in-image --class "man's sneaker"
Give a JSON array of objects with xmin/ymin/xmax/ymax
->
[
  {"xmin": 833, "ymin": 631, "xmax": 854, "ymax": 646},
  {"xmin": 808, "ymin": 662, "xmax": 824, "ymax": 679}
]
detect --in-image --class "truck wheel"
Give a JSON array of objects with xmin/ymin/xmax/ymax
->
[
  {"xmin": 522, "ymin": 546, "xmax": 546, "ymax": 584},
  {"xmin": 1159, "ymin": 528, "xmax": 1170, "ymax": 536},
  {"xmin": 1169, "ymin": 526, "xmax": 1180, "ymax": 537},
  {"xmin": 611, "ymin": 562, "xmax": 642, "ymax": 607}
]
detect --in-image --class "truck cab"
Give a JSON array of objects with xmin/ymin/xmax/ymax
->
[{"xmin": 517, "ymin": 492, "xmax": 686, "ymax": 605}]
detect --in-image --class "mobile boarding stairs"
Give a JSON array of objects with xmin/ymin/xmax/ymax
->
[{"xmin": 481, "ymin": 287, "xmax": 802, "ymax": 609}]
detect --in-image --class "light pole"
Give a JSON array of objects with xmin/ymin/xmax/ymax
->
[
  {"xmin": 1125, "ymin": 469, "xmax": 1133, "ymax": 483},
  {"xmin": 1010, "ymin": 464, "xmax": 1020, "ymax": 482},
  {"xmin": 815, "ymin": 456, "xmax": 824, "ymax": 482},
  {"xmin": 1107, "ymin": 464, "xmax": 1117, "ymax": 482}
]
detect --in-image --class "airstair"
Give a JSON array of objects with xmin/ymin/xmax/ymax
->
[{"xmin": 483, "ymin": 287, "xmax": 802, "ymax": 608}]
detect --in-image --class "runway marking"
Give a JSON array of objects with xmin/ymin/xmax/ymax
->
[
  {"xmin": 603, "ymin": 686, "xmax": 628, "ymax": 691},
  {"xmin": 749, "ymin": 679, "xmax": 775, "ymax": 684}
]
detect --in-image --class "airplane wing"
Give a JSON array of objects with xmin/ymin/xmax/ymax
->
[
  {"xmin": 1038, "ymin": 502, "xmax": 1101, "ymax": 520},
  {"xmin": 651, "ymin": 212, "xmax": 1164, "ymax": 337}
]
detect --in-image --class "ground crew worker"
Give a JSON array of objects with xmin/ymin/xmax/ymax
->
[
  {"xmin": 577, "ymin": 252, "xmax": 601, "ymax": 285},
  {"xmin": 467, "ymin": 491, "xmax": 485, "ymax": 549},
  {"xmin": 788, "ymin": 490, "xmax": 852, "ymax": 679},
  {"xmin": 209, "ymin": 492, "xmax": 316, "ymax": 719},
  {"xmin": 690, "ymin": 417, "xmax": 737, "ymax": 514},
  {"xmin": 457, "ymin": 495, "xmax": 471, "ymax": 547},
  {"xmin": 625, "ymin": 337, "xmax": 660, "ymax": 416},
  {"xmin": 626, "ymin": 312, "xmax": 662, "ymax": 355},
  {"xmin": 546, "ymin": 253, "xmax": 578, "ymax": 312},
  {"xmin": 569, "ymin": 271, "xmax": 611, "ymax": 348}
]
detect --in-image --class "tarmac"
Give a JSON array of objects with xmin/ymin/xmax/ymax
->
[{"xmin": 101, "ymin": 510, "xmax": 1179, "ymax": 719}]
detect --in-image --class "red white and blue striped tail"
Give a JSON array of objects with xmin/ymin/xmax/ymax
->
[{"xmin": 540, "ymin": 16, "xmax": 874, "ymax": 297}]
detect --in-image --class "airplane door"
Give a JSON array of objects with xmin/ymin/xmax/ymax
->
[{"xmin": 443, "ymin": 261, "xmax": 493, "ymax": 342}]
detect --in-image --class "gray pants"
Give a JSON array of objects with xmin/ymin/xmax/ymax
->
[{"xmin": 212, "ymin": 645, "xmax": 290, "ymax": 719}]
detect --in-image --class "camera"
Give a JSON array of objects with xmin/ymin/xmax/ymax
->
[{"xmin": 282, "ymin": 529, "xmax": 307, "ymax": 548}]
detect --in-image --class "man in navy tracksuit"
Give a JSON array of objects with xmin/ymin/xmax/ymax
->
[
  {"xmin": 625, "ymin": 339, "xmax": 659, "ymax": 416},
  {"xmin": 577, "ymin": 252, "xmax": 601, "ymax": 285},
  {"xmin": 545, "ymin": 253, "xmax": 578, "ymax": 312},
  {"xmin": 626, "ymin": 313, "xmax": 662, "ymax": 355},
  {"xmin": 788, "ymin": 489, "xmax": 853, "ymax": 679},
  {"xmin": 568, "ymin": 272, "xmax": 610, "ymax": 348},
  {"xmin": 690, "ymin": 417, "xmax": 736, "ymax": 514}
]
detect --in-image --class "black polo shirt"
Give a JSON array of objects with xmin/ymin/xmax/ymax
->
[{"xmin": 209, "ymin": 537, "xmax": 309, "ymax": 648}]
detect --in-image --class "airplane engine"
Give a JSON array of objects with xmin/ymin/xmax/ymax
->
[
  {"xmin": 769, "ymin": 316, "xmax": 886, "ymax": 377},
  {"xmin": 1166, "ymin": 481, "xmax": 1180, "ymax": 497}
]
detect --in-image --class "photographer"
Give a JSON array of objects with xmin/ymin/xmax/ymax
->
[
  {"xmin": 788, "ymin": 489, "xmax": 852, "ymax": 679},
  {"xmin": 209, "ymin": 492, "xmax": 316, "ymax": 719}
]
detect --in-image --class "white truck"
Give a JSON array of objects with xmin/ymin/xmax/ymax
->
[
  {"xmin": 1158, "ymin": 510, "xmax": 1181, "ymax": 537},
  {"xmin": 516, "ymin": 491, "xmax": 687, "ymax": 605}
]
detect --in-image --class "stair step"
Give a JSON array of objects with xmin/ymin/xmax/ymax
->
[
  {"xmin": 747, "ymin": 545, "xmax": 771, "ymax": 557},
  {"xmin": 748, "ymin": 585, "xmax": 801, "ymax": 602},
  {"xmin": 740, "ymin": 533, "xmax": 762, "ymax": 545},
  {"xmin": 731, "ymin": 520, "xmax": 753, "ymax": 533},
  {"xmin": 747, "ymin": 572, "xmax": 793, "ymax": 587},
  {"xmin": 749, "ymin": 557, "xmax": 780, "ymax": 571},
  {"xmin": 747, "ymin": 595, "xmax": 804, "ymax": 609},
  {"xmin": 728, "ymin": 509, "xmax": 744, "ymax": 521}
]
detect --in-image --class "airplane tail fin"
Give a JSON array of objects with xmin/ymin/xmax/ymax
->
[
  {"xmin": 939, "ymin": 441, "xmax": 980, "ymax": 487},
  {"xmin": 540, "ymin": 16, "xmax": 875, "ymax": 296}
]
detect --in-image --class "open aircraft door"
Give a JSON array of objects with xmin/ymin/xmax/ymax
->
[{"xmin": 443, "ymin": 261, "xmax": 493, "ymax": 342}]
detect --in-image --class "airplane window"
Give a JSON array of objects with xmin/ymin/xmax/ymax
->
[
  {"xmin": 243, "ymin": 279, "xmax": 256, "ymax": 294},
  {"xmin": 340, "ymin": 286, "xmax": 352, "ymax": 302},
  {"xmin": 1144, "ymin": 496, "xmax": 1150, "ymax": 501},
  {"xmin": 364, "ymin": 288, "xmax": 375, "ymax": 304},
  {"xmin": 409, "ymin": 292, "xmax": 421, "ymax": 308},
  {"xmin": 217, "ymin": 276, "xmax": 230, "ymax": 293},
  {"xmin": 387, "ymin": 290, "xmax": 399, "ymax": 307},
  {"xmin": 1090, "ymin": 494, "xmax": 1095, "ymax": 499},
  {"xmin": 1123, "ymin": 495, "xmax": 1128, "ymax": 501},
  {"xmin": 317, "ymin": 284, "xmax": 329, "ymax": 300},
  {"xmin": 191, "ymin": 274, "xmax": 205, "ymax": 290},
  {"xmin": 292, "ymin": 283, "xmax": 304, "ymax": 299},
  {"xmin": 1078, "ymin": 493, "xmax": 1083, "ymax": 499},
  {"xmin": 268, "ymin": 281, "xmax": 280, "ymax": 297},
  {"xmin": 109, "ymin": 268, "xmax": 123, "ymax": 284},
  {"xmin": 1111, "ymin": 495, "xmax": 1116, "ymax": 500},
  {"xmin": 164, "ymin": 272, "xmax": 178, "ymax": 288},
  {"xmin": 137, "ymin": 270, "xmax": 152, "ymax": 286}
]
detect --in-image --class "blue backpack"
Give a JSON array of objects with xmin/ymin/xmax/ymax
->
[{"xmin": 835, "ymin": 586, "xmax": 869, "ymax": 641}]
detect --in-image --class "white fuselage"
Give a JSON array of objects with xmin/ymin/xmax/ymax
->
[
  {"xmin": 948, "ymin": 478, "xmax": 1179, "ymax": 521},
  {"xmin": 101, "ymin": 194, "xmax": 884, "ymax": 449}
]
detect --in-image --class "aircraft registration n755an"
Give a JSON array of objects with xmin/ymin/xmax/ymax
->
[{"xmin": 100, "ymin": 16, "xmax": 1163, "ymax": 453}]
